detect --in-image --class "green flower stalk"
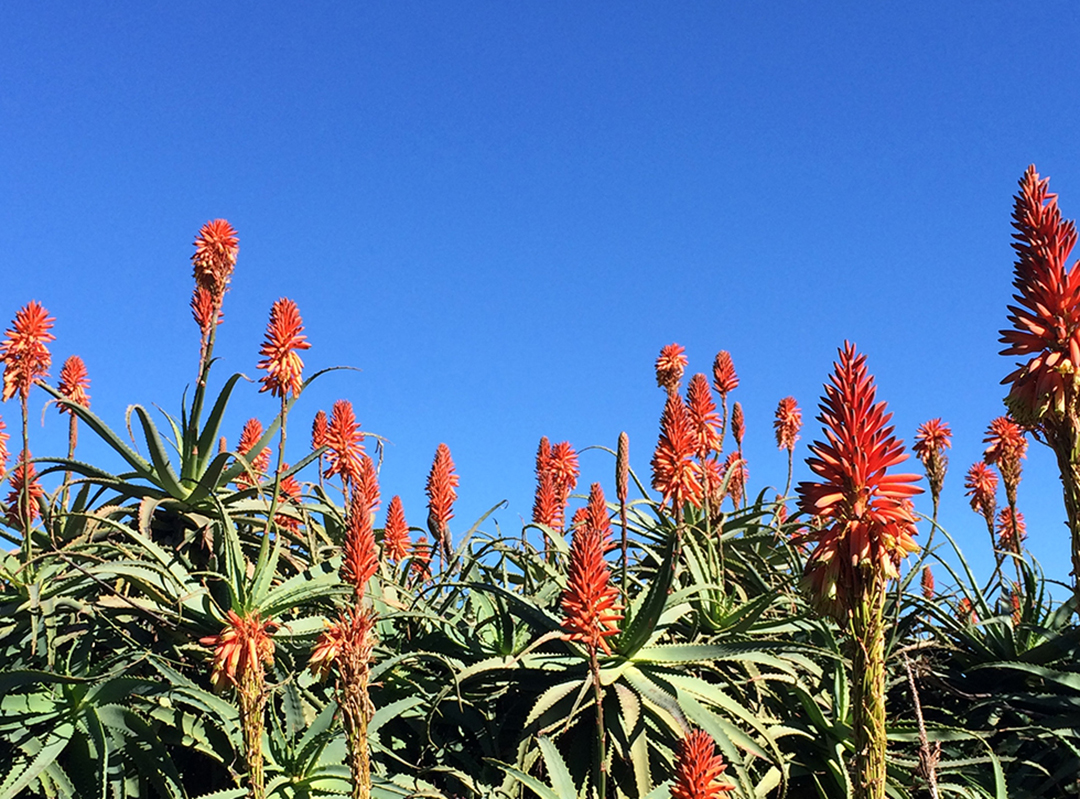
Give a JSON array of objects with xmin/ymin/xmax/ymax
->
[{"xmin": 797, "ymin": 343, "xmax": 922, "ymax": 799}]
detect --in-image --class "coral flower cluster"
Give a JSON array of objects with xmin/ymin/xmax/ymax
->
[
  {"xmin": 773, "ymin": 396, "xmax": 802, "ymax": 453},
  {"xmin": 797, "ymin": 343, "xmax": 922, "ymax": 619},
  {"xmin": 561, "ymin": 483, "xmax": 623, "ymax": 655},
  {"xmin": 257, "ymin": 298, "xmax": 311, "ymax": 399},
  {"xmin": 651, "ymin": 393, "xmax": 702, "ymax": 512},
  {"xmin": 382, "ymin": 495, "xmax": 411, "ymax": 563},
  {"xmin": 670, "ymin": 729, "xmax": 734, "ymax": 799},
  {"xmin": 655, "ymin": 343, "xmax": 689, "ymax": 394},
  {"xmin": 0, "ymin": 301, "xmax": 55, "ymax": 403},
  {"xmin": 57, "ymin": 356, "xmax": 91, "ymax": 411},
  {"xmin": 532, "ymin": 437, "xmax": 579, "ymax": 532},
  {"xmin": 191, "ymin": 219, "xmax": 239, "ymax": 298},
  {"xmin": 425, "ymin": 443, "xmax": 459, "ymax": 556},
  {"xmin": 200, "ymin": 609, "xmax": 277, "ymax": 692},
  {"xmin": 323, "ymin": 400, "xmax": 365, "ymax": 485}
]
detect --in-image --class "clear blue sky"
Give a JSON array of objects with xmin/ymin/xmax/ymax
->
[{"xmin": 3, "ymin": 3, "xmax": 1080, "ymax": 591}]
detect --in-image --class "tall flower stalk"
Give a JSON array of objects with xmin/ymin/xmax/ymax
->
[
  {"xmin": 561, "ymin": 483, "xmax": 622, "ymax": 799},
  {"xmin": 999, "ymin": 165, "xmax": 1080, "ymax": 598},
  {"xmin": 773, "ymin": 396, "xmax": 802, "ymax": 497},
  {"xmin": 797, "ymin": 343, "xmax": 921, "ymax": 799},
  {"xmin": 425, "ymin": 443, "xmax": 459, "ymax": 565},
  {"xmin": 913, "ymin": 419, "xmax": 951, "ymax": 527},
  {"xmin": 191, "ymin": 219, "xmax": 238, "ymax": 388}
]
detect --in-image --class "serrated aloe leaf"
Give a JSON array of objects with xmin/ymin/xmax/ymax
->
[
  {"xmin": 0, "ymin": 721, "xmax": 74, "ymax": 799},
  {"xmin": 259, "ymin": 556, "xmax": 344, "ymax": 619},
  {"xmin": 617, "ymin": 535, "xmax": 675, "ymax": 658},
  {"xmin": 537, "ymin": 735, "xmax": 579, "ymax": 799},
  {"xmin": 526, "ymin": 679, "xmax": 584, "ymax": 728},
  {"xmin": 493, "ymin": 761, "xmax": 563, "ymax": 799},
  {"xmin": 193, "ymin": 372, "xmax": 247, "ymax": 478},
  {"xmin": 132, "ymin": 406, "xmax": 187, "ymax": 499}
]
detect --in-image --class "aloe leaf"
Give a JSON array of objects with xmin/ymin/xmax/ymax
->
[
  {"xmin": 259, "ymin": 556, "xmax": 344, "ymax": 619},
  {"xmin": 132, "ymin": 406, "xmax": 188, "ymax": 499},
  {"xmin": 526, "ymin": 679, "xmax": 585, "ymax": 728},
  {"xmin": 0, "ymin": 721, "xmax": 74, "ymax": 799},
  {"xmin": 492, "ymin": 761, "xmax": 563, "ymax": 799},
  {"xmin": 193, "ymin": 372, "xmax": 247, "ymax": 478},
  {"xmin": 537, "ymin": 735, "xmax": 579, "ymax": 799},
  {"xmin": 617, "ymin": 535, "xmax": 675, "ymax": 658}
]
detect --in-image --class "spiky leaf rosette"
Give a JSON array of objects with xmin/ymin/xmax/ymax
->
[{"xmin": 796, "ymin": 342, "xmax": 922, "ymax": 620}]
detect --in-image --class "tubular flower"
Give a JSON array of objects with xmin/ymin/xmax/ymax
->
[
  {"xmin": 323, "ymin": 400, "xmax": 365, "ymax": 485},
  {"xmin": 1010, "ymin": 587, "xmax": 1023, "ymax": 626},
  {"xmin": 341, "ymin": 478, "xmax": 379, "ymax": 595},
  {"xmin": 730, "ymin": 402, "xmax": 745, "ymax": 449},
  {"xmin": 651, "ymin": 393, "xmax": 702, "ymax": 511},
  {"xmin": 5, "ymin": 454, "xmax": 43, "ymax": 532},
  {"xmin": 383, "ymin": 495, "xmax": 411, "ymax": 563},
  {"xmin": 425, "ymin": 443, "xmax": 459, "ymax": 555},
  {"xmin": 997, "ymin": 507, "xmax": 1027, "ymax": 553},
  {"xmin": 561, "ymin": 483, "xmax": 623, "ymax": 655},
  {"xmin": 796, "ymin": 343, "xmax": 923, "ymax": 619},
  {"xmin": 307, "ymin": 621, "xmax": 346, "ymax": 681},
  {"xmin": 712, "ymin": 351, "xmax": 738, "ymax": 396},
  {"xmin": 355, "ymin": 454, "xmax": 381, "ymax": 515},
  {"xmin": 983, "ymin": 416, "xmax": 1026, "ymax": 507},
  {"xmin": 0, "ymin": 301, "xmax": 55, "ymax": 402},
  {"xmin": 257, "ymin": 298, "xmax": 311, "ymax": 399},
  {"xmin": 311, "ymin": 410, "xmax": 328, "ymax": 450},
  {"xmin": 670, "ymin": 729, "xmax": 735, "ymax": 799},
  {"xmin": 235, "ymin": 418, "xmax": 270, "ymax": 489},
  {"xmin": 190, "ymin": 286, "xmax": 222, "ymax": 335},
  {"xmin": 655, "ymin": 343, "xmax": 689, "ymax": 393},
  {"xmin": 191, "ymin": 219, "xmax": 239, "ymax": 297},
  {"xmin": 199, "ymin": 609, "xmax": 276, "ymax": 692},
  {"xmin": 616, "ymin": 431, "xmax": 629, "ymax": 506},
  {"xmin": 686, "ymin": 373, "xmax": 722, "ymax": 458},
  {"xmin": 964, "ymin": 462, "xmax": 998, "ymax": 520},
  {"xmin": 921, "ymin": 566, "xmax": 935, "ymax": 600},
  {"xmin": 773, "ymin": 396, "xmax": 802, "ymax": 453},
  {"xmin": 57, "ymin": 356, "xmax": 90, "ymax": 412},
  {"xmin": 721, "ymin": 452, "xmax": 747, "ymax": 509},
  {"xmin": 957, "ymin": 598, "xmax": 978, "ymax": 626},
  {"xmin": 999, "ymin": 166, "xmax": 1080, "ymax": 424}
]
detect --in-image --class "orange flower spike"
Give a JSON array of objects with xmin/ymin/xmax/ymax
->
[
  {"xmin": 670, "ymin": 729, "xmax": 735, "ymax": 799},
  {"xmin": 425, "ymin": 443, "xmax": 459, "ymax": 554},
  {"xmin": 655, "ymin": 343, "xmax": 688, "ymax": 394},
  {"xmin": 773, "ymin": 397, "xmax": 802, "ymax": 452},
  {"xmin": 410, "ymin": 535, "xmax": 432, "ymax": 579},
  {"xmin": 921, "ymin": 566, "xmax": 935, "ymax": 600},
  {"xmin": 722, "ymin": 452, "xmax": 747, "ymax": 509},
  {"xmin": 532, "ymin": 437, "xmax": 558, "ymax": 528},
  {"xmin": 999, "ymin": 166, "xmax": 1080, "ymax": 423},
  {"xmin": 730, "ymin": 402, "xmax": 745, "ymax": 449},
  {"xmin": 616, "ymin": 431, "xmax": 629, "ymax": 506},
  {"xmin": 983, "ymin": 416, "xmax": 1026, "ymax": 508},
  {"xmin": 5, "ymin": 453, "xmax": 43, "ymax": 532},
  {"xmin": 323, "ymin": 400, "xmax": 365, "ymax": 484},
  {"xmin": 275, "ymin": 466, "xmax": 302, "ymax": 533},
  {"xmin": 311, "ymin": 410, "xmax": 328, "ymax": 450},
  {"xmin": 686, "ymin": 373, "xmax": 722, "ymax": 458},
  {"xmin": 257, "ymin": 298, "xmax": 311, "ymax": 400},
  {"xmin": 796, "ymin": 342, "xmax": 923, "ymax": 618},
  {"xmin": 190, "ymin": 287, "xmax": 223, "ymax": 335},
  {"xmin": 561, "ymin": 483, "xmax": 623, "ymax": 655},
  {"xmin": 997, "ymin": 507, "xmax": 1027, "ymax": 552},
  {"xmin": 57, "ymin": 356, "xmax": 90, "ymax": 412},
  {"xmin": 356, "ymin": 454, "xmax": 381, "ymax": 515},
  {"xmin": 712, "ymin": 351, "xmax": 738, "ymax": 397},
  {"xmin": 964, "ymin": 462, "xmax": 999, "ymax": 519},
  {"xmin": 651, "ymin": 393, "xmax": 702, "ymax": 510},
  {"xmin": 341, "ymin": 481, "xmax": 379, "ymax": 595},
  {"xmin": 0, "ymin": 301, "xmax": 56, "ymax": 402},
  {"xmin": 0, "ymin": 417, "xmax": 9, "ymax": 472},
  {"xmin": 548, "ymin": 441, "xmax": 579, "ymax": 531},
  {"xmin": 191, "ymin": 219, "xmax": 239, "ymax": 297},
  {"xmin": 199, "ymin": 609, "xmax": 277, "ymax": 691},
  {"xmin": 383, "ymin": 495, "xmax": 411, "ymax": 563},
  {"xmin": 236, "ymin": 419, "xmax": 270, "ymax": 488},
  {"xmin": 957, "ymin": 598, "xmax": 978, "ymax": 625}
]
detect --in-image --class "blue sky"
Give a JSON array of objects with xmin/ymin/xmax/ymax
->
[{"xmin": 3, "ymin": 3, "xmax": 1080, "ymax": 591}]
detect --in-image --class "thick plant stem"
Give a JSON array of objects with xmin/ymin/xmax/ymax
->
[
  {"xmin": 851, "ymin": 573, "xmax": 887, "ymax": 799},
  {"xmin": 238, "ymin": 665, "xmax": 267, "ymax": 799},
  {"xmin": 590, "ymin": 646, "xmax": 607, "ymax": 799},
  {"xmin": 341, "ymin": 668, "xmax": 372, "ymax": 799}
]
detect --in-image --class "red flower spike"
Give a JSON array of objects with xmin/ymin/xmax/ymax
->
[
  {"xmin": 323, "ymin": 400, "xmax": 365, "ymax": 485},
  {"xmin": 191, "ymin": 219, "xmax": 239, "ymax": 297},
  {"xmin": 355, "ymin": 454, "xmax": 380, "ymax": 515},
  {"xmin": 275, "ymin": 466, "xmax": 302, "ymax": 533},
  {"xmin": 236, "ymin": 418, "xmax": 270, "ymax": 489},
  {"xmin": 670, "ymin": 729, "xmax": 735, "ymax": 799},
  {"xmin": 997, "ymin": 507, "xmax": 1027, "ymax": 552},
  {"xmin": 308, "ymin": 621, "xmax": 346, "ymax": 681},
  {"xmin": 983, "ymin": 417, "xmax": 1027, "ymax": 467},
  {"xmin": 0, "ymin": 417, "xmax": 9, "ymax": 472},
  {"xmin": 773, "ymin": 396, "xmax": 802, "ymax": 453},
  {"xmin": 548, "ymin": 441, "xmax": 579, "ymax": 532},
  {"xmin": 190, "ymin": 287, "xmax": 223, "ymax": 335},
  {"xmin": 796, "ymin": 343, "xmax": 922, "ymax": 619},
  {"xmin": 57, "ymin": 356, "xmax": 90, "ymax": 412},
  {"xmin": 532, "ymin": 437, "xmax": 559, "ymax": 528},
  {"xmin": 425, "ymin": 443, "xmax": 459, "ymax": 554},
  {"xmin": 651, "ymin": 393, "xmax": 702, "ymax": 511},
  {"xmin": 913, "ymin": 418, "xmax": 952, "ymax": 463},
  {"xmin": 957, "ymin": 597, "xmax": 978, "ymax": 626},
  {"xmin": 341, "ymin": 485, "xmax": 378, "ymax": 595},
  {"xmin": 712, "ymin": 351, "xmax": 738, "ymax": 396},
  {"xmin": 921, "ymin": 566, "xmax": 935, "ymax": 600},
  {"xmin": 730, "ymin": 402, "xmax": 745, "ymax": 448},
  {"xmin": 655, "ymin": 343, "xmax": 688, "ymax": 393},
  {"xmin": 999, "ymin": 166, "xmax": 1080, "ymax": 423},
  {"xmin": 964, "ymin": 462, "xmax": 999, "ymax": 519},
  {"xmin": 311, "ymin": 410, "xmax": 328, "ymax": 451},
  {"xmin": 199, "ymin": 609, "xmax": 276, "ymax": 692},
  {"xmin": 0, "ymin": 301, "xmax": 55, "ymax": 403},
  {"xmin": 686, "ymin": 373, "xmax": 722, "ymax": 458},
  {"xmin": 410, "ymin": 535, "xmax": 432, "ymax": 579},
  {"xmin": 721, "ymin": 452, "xmax": 747, "ymax": 509},
  {"xmin": 257, "ymin": 298, "xmax": 311, "ymax": 399},
  {"xmin": 383, "ymin": 495, "xmax": 411, "ymax": 563},
  {"xmin": 5, "ymin": 453, "xmax": 43, "ymax": 532},
  {"xmin": 561, "ymin": 483, "xmax": 623, "ymax": 655}
]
